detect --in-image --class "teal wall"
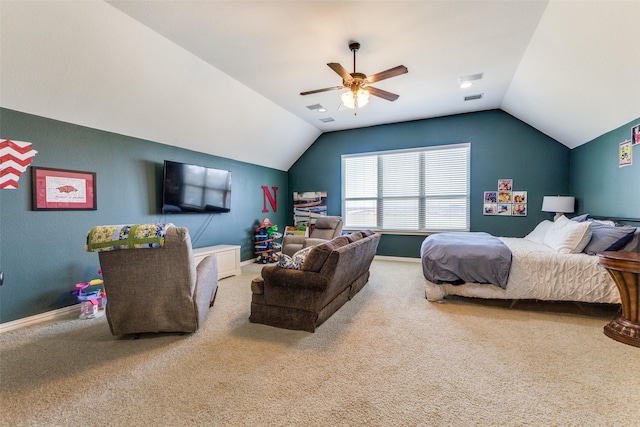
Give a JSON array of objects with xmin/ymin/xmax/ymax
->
[
  {"xmin": 0, "ymin": 108, "xmax": 288, "ymax": 323},
  {"xmin": 288, "ymin": 110, "xmax": 571, "ymax": 257},
  {"xmin": 570, "ymin": 117, "xmax": 640, "ymax": 219},
  {"xmin": 4, "ymin": 107, "xmax": 620, "ymax": 324}
]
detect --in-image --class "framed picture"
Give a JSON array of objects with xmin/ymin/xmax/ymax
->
[
  {"xmin": 632, "ymin": 124, "xmax": 640, "ymax": 146},
  {"xmin": 498, "ymin": 191, "xmax": 512, "ymax": 203},
  {"xmin": 512, "ymin": 191, "xmax": 527, "ymax": 204},
  {"xmin": 483, "ymin": 203, "xmax": 497, "ymax": 215},
  {"xmin": 293, "ymin": 191, "xmax": 327, "ymax": 226},
  {"xmin": 512, "ymin": 204, "xmax": 527, "ymax": 216},
  {"xmin": 498, "ymin": 179, "xmax": 512, "ymax": 191},
  {"xmin": 484, "ymin": 191, "xmax": 497, "ymax": 203},
  {"xmin": 32, "ymin": 167, "xmax": 96, "ymax": 210},
  {"xmin": 497, "ymin": 203, "xmax": 512, "ymax": 216},
  {"xmin": 619, "ymin": 140, "xmax": 632, "ymax": 168}
]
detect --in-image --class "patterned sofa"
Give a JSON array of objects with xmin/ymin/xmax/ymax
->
[{"xmin": 250, "ymin": 230, "xmax": 381, "ymax": 332}]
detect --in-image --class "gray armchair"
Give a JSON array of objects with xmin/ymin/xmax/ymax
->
[
  {"xmin": 95, "ymin": 226, "xmax": 218, "ymax": 336},
  {"xmin": 282, "ymin": 216, "xmax": 343, "ymax": 257}
]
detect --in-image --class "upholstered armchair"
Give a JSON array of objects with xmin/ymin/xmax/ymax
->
[
  {"xmin": 281, "ymin": 216, "xmax": 343, "ymax": 257},
  {"xmin": 87, "ymin": 225, "xmax": 218, "ymax": 336}
]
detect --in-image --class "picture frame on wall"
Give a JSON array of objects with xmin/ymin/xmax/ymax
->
[
  {"xmin": 497, "ymin": 203, "xmax": 512, "ymax": 216},
  {"xmin": 498, "ymin": 179, "xmax": 512, "ymax": 191},
  {"xmin": 632, "ymin": 124, "xmax": 640, "ymax": 146},
  {"xmin": 483, "ymin": 203, "xmax": 497, "ymax": 215},
  {"xmin": 32, "ymin": 167, "xmax": 97, "ymax": 210},
  {"xmin": 512, "ymin": 204, "xmax": 527, "ymax": 216},
  {"xmin": 513, "ymin": 191, "xmax": 527, "ymax": 203},
  {"xmin": 483, "ymin": 178, "xmax": 527, "ymax": 217},
  {"xmin": 498, "ymin": 191, "xmax": 512, "ymax": 203},
  {"xmin": 484, "ymin": 191, "xmax": 497, "ymax": 203},
  {"xmin": 619, "ymin": 140, "xmax": 632, "ymax": 168}
]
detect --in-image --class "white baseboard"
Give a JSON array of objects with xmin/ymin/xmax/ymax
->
[
  {"xmin": 374, "ymin": 255, "xmax": 421, "ymax": 263},
  {"xmin": 0, "ymin": 304, "xmax": 79, "ymax": 334},
  {"xmin": 245, "ymin": 256, "xmax": 421, "ymax": 264}
]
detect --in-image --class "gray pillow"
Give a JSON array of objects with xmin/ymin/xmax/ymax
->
[
  {"xmin": 621, "ymin": 228, "xmax": 640, "ymax": 252},
  {"xmin": 583, "ymin": 222, "xmax": 637, "ymax": 255},
  {"xmin": 571, "ymin": 214, "xmax": 589, "ymax": 222}
]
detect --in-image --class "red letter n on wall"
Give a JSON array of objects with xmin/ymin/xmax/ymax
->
[{"xmin": 262, "ymin": 186, "xmax": 278, "ymax": 212}]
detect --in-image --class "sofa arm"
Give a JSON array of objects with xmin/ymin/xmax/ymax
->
[
  {"xmin": 195, "ymin": 255, "xmax": 218, "ymax": 304},
  {"xmin": 260, "ymin": 264, "xmax": 329, "ymax": 291}
]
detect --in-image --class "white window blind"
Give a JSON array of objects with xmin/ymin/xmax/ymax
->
[{"xmin": 342, "ymin": 143, "xmax": 470, "ymax": 232}]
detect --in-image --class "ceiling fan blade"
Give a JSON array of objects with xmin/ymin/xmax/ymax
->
[
  {"xmin": 367, "ymin": 86, "xmax": 400, "ymax": 102},
  {"xmin": 300, "ymin": 86, "xmax": 344, "ymax": 96},
  {"xmin": 327, "ymin": 63, "xmax": 352, "ymax": 82},
  {"xmin": 366, "ymin": 65, "xmax": 408, "ymax": 84}
]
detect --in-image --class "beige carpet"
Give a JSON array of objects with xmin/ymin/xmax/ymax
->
[{"xmin": 1, "ymin": 260, "xmax": 638, "ymax": 426}]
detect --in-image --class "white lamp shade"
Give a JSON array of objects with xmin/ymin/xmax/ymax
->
[{"xmin": 542, "ymin": 196, "xmax": 575, "ymax": 214}]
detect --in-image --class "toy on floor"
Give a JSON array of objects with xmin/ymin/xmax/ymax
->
[
  {"xmin": 254, "ymin": 218, "xmax": 282, "ymax": 264},
  {"xmin": 72, "ymin": 271, "xmax": 106, "ymax": 319}
]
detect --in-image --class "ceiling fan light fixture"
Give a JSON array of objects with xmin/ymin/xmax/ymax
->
[{"xmin": 341, "ymin": 87, "xmax": 370, "ymax": 109}]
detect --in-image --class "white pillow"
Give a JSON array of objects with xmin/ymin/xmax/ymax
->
[
  {"xmin": 543, "ymin": 216, "xmax": 592, "ymax": 253},
  {"xmin": 277, "ymin": 246, "xmax": 314, "ymax": 269},
  {"xmin": 524, "ymin": 220, "xmax": 554, "ymax": 244}
]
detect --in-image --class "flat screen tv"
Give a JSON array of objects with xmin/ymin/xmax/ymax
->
[{"xmin": 162, "ymin": 160, "xmax": 231, "ymax": 213}]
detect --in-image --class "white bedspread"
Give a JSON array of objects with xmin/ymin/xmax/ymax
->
[{"xmin": 424, "ymin": 237, "xmax": 620, "ymax": 304}]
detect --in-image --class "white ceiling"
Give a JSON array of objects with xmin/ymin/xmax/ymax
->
[{"xmin": 1, "ymin": 1, "xmax": 639, "ymax": 171}]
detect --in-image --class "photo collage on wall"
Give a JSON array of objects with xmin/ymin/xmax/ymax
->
[
  {"xmin": 483, "ymin": 179, "xmax": 527, "ymax": 216},
  {"xmin": 619, "ymin": 123, "xmax": 639, "ymax": 168}
]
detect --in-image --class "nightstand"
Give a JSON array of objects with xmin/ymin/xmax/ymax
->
[{"xmin": 598, "ymin": 251, "xmax": 640, "ymax": 348}]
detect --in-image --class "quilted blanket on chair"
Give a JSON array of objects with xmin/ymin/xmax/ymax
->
[{"xmin": 85, "ymin": 223, "xmax": 174, "ymax": 252}]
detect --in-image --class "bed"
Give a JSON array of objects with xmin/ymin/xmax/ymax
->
[{"xmin": 421, "ymin": 215, "xmax": 640, "ymax": 304}]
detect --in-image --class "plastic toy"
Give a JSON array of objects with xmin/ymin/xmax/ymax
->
[
  {"xmin": 72, "ymin": 270, "xmax": 106, "ymax": 319},
  {"xmin": 254, "ymin": 217, "xmax": 282, "ymax": 264}
]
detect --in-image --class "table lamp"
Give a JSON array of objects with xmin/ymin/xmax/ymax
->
[{"xmin": 542, "ymin": 196, "xmax": 575, "ymax": 221}]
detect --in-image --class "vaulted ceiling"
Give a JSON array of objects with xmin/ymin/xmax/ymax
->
[{"xmin": 1, "ymin": 1, "xmax": 638, "ymax": 171}]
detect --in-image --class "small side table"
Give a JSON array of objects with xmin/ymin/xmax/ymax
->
[{"xmin": 598, "ymin": 251, "xmax": 640, "ymax": 347}]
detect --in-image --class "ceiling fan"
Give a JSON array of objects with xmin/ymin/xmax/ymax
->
[{"xmin": 300, "ymin": 42, "xmax": 408, "ymax": 113}]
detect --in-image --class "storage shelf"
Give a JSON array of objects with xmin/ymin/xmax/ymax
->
[{"xmin": 192, "ymin": 245, "xmax": 241, "ymax": 279}]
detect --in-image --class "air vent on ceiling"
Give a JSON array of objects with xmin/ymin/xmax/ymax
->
[
  {"xmin": 464, "ymin": 93, "xmax": 483, "ymax": 101},
  {"xmin": 319, "ymin": 117, "xmax": 335, "ymax": 123},
  {"xmin": 306, "ymin": 104, "xmax": 323, "ymax": 110},
  {"xmin": 459, "ymin": 73, "xmax": 483, "ymax": 83}
]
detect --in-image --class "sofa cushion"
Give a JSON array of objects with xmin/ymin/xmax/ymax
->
[
  {"xmin": 292, "ymin": 246, "xmax": 313, "ymax": 267},
  {"xmin": 277, "ymin": 246, "xmax": 314, "ymax": 269},
  {"xmin": 302, "ymin": 236, "xmax": 350, "ymax": 272},
  {"xmin": 311, "ymin": 228, "xmax": 337, "ymax": 240},
  {"xmin": 277, "ymin": 254, "xmax": 298, "ymax": 269},
  {"xmin": 346, "ymin": 232, "xmax": 363, "ymax": 243}
]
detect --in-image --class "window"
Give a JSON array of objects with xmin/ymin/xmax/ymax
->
[{"xmin": 342, "ymin": 143, "xmax": 470, "ymax": 232}]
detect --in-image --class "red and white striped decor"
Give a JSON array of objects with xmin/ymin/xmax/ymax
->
[{"xmin": 0, "ymin": 140, "xmax": 38, "ymax": 189}]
